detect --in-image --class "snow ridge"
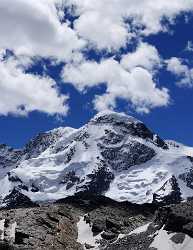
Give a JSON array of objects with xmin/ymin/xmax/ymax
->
[{"xmin": 0, "ymin": 111, "xmax": 192, "ymax": 206}]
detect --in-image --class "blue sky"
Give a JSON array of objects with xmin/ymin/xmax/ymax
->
[{"xmin": 0, "ymin": 1, "xmax": 193, "ymax": 148}]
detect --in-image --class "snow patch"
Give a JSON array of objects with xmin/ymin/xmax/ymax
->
[
  {"xmin": 150, "ymin": 227, "xmax": 193, "ymax": 250},
  {"xmin": 77, "ymin": 216, "xmax": 101, "ymax": 249},
  {"xmin": 129, "ymin": 222, "xmax": 151, "ymax": 235}
]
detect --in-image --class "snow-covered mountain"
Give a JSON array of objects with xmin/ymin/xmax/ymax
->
[{"xmin": 0, "ymin": 111, "xmax": 193, "ymax": 206}]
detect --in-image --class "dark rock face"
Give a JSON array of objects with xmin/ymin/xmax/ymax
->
[
  {"xmin": 31, "ymin": 183, "xmax": 39, "ymax": 192},
  {"xmin": 101, "ymin": 130, "xmax": 124, "ymax": 145},
  {"xmin": 187, "ymin": 156, "xmax": 193, "ymax": 162},
  {"xmin": 106, "ymin": 217, "xmax": 123, "ymax": 230},
  {"xmin": 133, "ymin": 123, "xmax": 167, "ymax": 149},
  {"xmin": 65, "ymin": 146, "xmax": 76, "ymax": 163},
  {"xmin": 0, "ymin": 144, "xmax": 22, "ymax": 168},
  {"xmin": 2, "ymin": 189, "xmax": 38, "ymax": 209},
  {"xmin": 15, "ymin": 231, "xmax": 30, "ymax": 244},
  {"xmin": 0, "ymin": 242, "xmax": 14, "ymax": 250},
  {"xmin": 23, "ymin": 130, "xmax": 63, "ymax": 160},
  {"xmin": 155, "ymin": 200, "xmax": 193, "ymax": 237},
  {"xmin": 7, "ymin": 172, "xmax": 22, "ymax": 183},
  {"xmin": 101, "ymin": 231, "xmax": 117, "ymax": 240},
  {"xmin": 0, "ymin": 129, "xmax": 65, "ymax": 170},
  {"xmin": 78, "ymin": 163, "xmax": 114, "ymax": 194},
  {"xmin": 90, "ymin": 113, "xmax": 168, "ymax": 149},
  {"xmin": 153, "ymin": 176, "xmax": 182, "ymax": 205},
  {"xmin": 85, "ymin": 243, "xmax": 95, "ymax": 249},
  {"xmin": 133, "ymin": 123, "xmax": 154, "ymax": 140},
  {"xmin": 56, "ymin": 193, "xmax": 158, "ymax": 214},
  {"xmin": 100, "ymin": 141, "xmax": 155, "ymax": 171},
  {"xmin": 92, "ymin": 113, "xmax": 166, "ymax": 173},
  {"xmin": 153, "ymin": 134, "xmax": 168, "ymax": 149},
  {"xmin": 170, "ymin": 233, "xmax": 186, "ymax": 244},
  {"xmin": 61, "ymin": 171, "xmax": 80, "ymax": 190},
  {"xmin": 74, "ymin": 130, "xmax": 90, "ymax": 142},
  {"xmin": 92, "ymin": 218, "xmax": 106, "ymax": 233},
  {"xmin": 179, "ymin": 168, "xmax": 193, "ymax": 189}
]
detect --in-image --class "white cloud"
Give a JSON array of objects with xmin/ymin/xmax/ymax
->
[
  {"xmin": 93, "ymin": 93, "xmax": 117, "ymax": 112},
  {"xmin": 0, "ymin": 0, "xmax": 85, "ymax": 61},
  {"xmin": 167, "ymin": 57, "xmax": 188, "ymax": 75},
  {"xmin": 63, "ymin": 44, "xmax": 169, "ymax": 113},
  {"xmin": 0, "ymin": 56, "xmax": 68, "ymax": 116},
  {"xmin": 121, "ymin": 42, "xmax": 161, "ymax": 71},
  {"xmin": 166, "ymin": 57, "xmax": 193, "ymax": 87},
  {"xmin": 74, "ymin": 11, "xmax": 130, "ymax": 51},
  {"xmin": 1, "ymin": 0, "xmax": 191, "ymax": 56},
  {"xmin": 0, "ymin": 0, "xmax": 192, "ymax": 116},
  {"xmin": 185, "ymin": 41, "xmax": 193, "ymax": 52},
  {"xmin": 64, "ymin": 0, "xmax": 193, "ymax": 50}
]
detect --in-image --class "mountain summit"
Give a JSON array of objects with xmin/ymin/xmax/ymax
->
[{"xmin": 0, "ymin": 111, "xmax": 193, "ymax": 207}]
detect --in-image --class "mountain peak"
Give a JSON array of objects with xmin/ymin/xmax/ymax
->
[
  {"xmin": 90, "ymin": 110, "xmax": 141, "ymax": 125},
  {"xmin": 0, "ymin": 110, "xmax": 192, "ymax": 207}
]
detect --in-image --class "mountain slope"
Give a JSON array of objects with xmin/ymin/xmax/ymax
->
[{"xmin": 0, "ymin": 111, "xmax": 193, "ymax": 206}]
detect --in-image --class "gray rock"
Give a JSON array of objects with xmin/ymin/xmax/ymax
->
[
  {"xmin": 101, "ymin": 231, "xmax": 117, "ymax": 240},
  {"xmin": 106, "ymin": 218, "xmax": 123, "ymax": 230},
  {"xmin": 92, "ymin": 219, "xmax": 106, "ymax": 233},
  {"xmin": 0, "ymin": 204, "xmax": 83, "ymax": 250},
  {"xmin": 85, "ymin": 243, "xmax": 95, "ymax": 249},
  {"xmin": 170, "ymin": 233, "xmax": 186, "ymax": 244}
]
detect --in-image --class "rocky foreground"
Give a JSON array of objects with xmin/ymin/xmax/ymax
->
[{"xmin": 0, "ymin": 194, "xmax": 193, "ymax": 250}]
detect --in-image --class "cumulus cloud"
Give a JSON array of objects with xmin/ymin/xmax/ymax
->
[
  {"xmin": 0, "ymin": 0, "xmax": 193, "ymax": 116},
  {"xmin": 121, "ymin": 42, "xmax": 161, "ymax": 71},
  {"xmin": 62, "ymin": 43, "xmax": 169, "ymax": 113},
  {"xmin": 1, "ymin": 0, "xmax": 191, "ymax": 57},
  {"xmin": 64, "ymin": 0, "xmax": 193, "ymax": 50},
  {"xmin": 0, "ymin": 54, "xmax": 68, "ymax": 116},
  {"xmin": 74, "ymin": 11, "xmax": 130, "ymax": 51},
  {"xmin": 166, "ymin": 57, "xmax": 193, "ymax": 87},
  {"xmin": 0, "ymin": 0, "xmax": 85, "ymax": 61}
]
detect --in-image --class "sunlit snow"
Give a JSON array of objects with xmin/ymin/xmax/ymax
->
[{"xmin": 77, "ymin": 216, "xmax": 101, "ymax": 249}]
